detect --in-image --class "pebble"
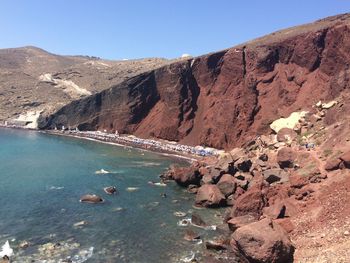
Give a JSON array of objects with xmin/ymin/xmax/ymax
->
[{"xmin": 344, "ymin": 230, "xmax": 349, "ymax": 236}]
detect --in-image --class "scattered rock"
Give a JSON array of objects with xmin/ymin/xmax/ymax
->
[
  {"xmin": 195, "ymin": 184, "xmax": 226, "ymax": 207},
  {"xmin": 277, "ymin": 128, "xmax": 297, "ymax": 143},
  {"xmin": 277, "ymin": 148, "xmax": 296, "ymax": 169},
  {"xmin": 103, "ymin": 186, "xmax": 117, "ymax": 195},
  {"xmin": 172, "ymin": 166, "xmax": 202, "ymax": 186},
  {"xmin": 191, "ymin": 213, "xmax": 207, "ymax": 227},
  {"xmin": 187, "ymin": 184, "xmax": 199, "ymax": 194},
  {"xmin": 270, "ymin": 111, "xmax": 308, "ymax": 133},
  {"xmin": 174, "ymin": 211, "xmax": 187, "ymax": 217},
  {"xmin": 263, "ymin": 202, "xmax": 286, "ymax": 219},
  {"xmin": 259, "ymin": 153, "xmax": 269, "ymax": 162},
  {"xmin": 79, "ymin": 194, "xmax": 104, "ymax": 204},
  {"xmin": 231, "ymin": 186, "xmax": 267, "ymax": 219},
  {"xmin": 217, "ymin": 174, "xmax": 237, "ymax": 197},
  {"xmin": 324, "ymin": 158, "xmax": 342, "ymax": 171},
  {"xmin": 263, "ymin": 169, "xmax": 289, "ymax": 184},
  {"xmin": 19, "ymin": 240, "xmax": 30, "ymax": 249},
  {"xmin": 184, "ymin": 229, "xmax": 200, "ymax": 241},
  {"xmin": 231, "ymin": 218, "xmax": 295, "ymax": 263},
  {"xmin": 321, "ymin": 100, "xmax": 337, "ymax": 109},
  {"xmin": 227, "ymin": 215, "xmax": 257, "ymax": 232},
  {"xmin": 340, "ymin": 151, "xmax": 350, "ymax": 168},
  {"xmin": 205, "ymin": 240, "xmax": 227, "ymax": 251},
  {"xmin": 235, "ymin": 157, "xmax": 252, "ymax": 172},
  {"xmin": 274, "ymin": 218, "xmax": 295, "ymax": 233}
]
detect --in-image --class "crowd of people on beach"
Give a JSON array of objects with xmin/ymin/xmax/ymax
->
[
  {"xmin": 0, "ymin": 120, "xmax": 222, "ymax": 157},
  {"xmin": 53, "ymin": 129, "xmax": 222, "ymax": 157}
]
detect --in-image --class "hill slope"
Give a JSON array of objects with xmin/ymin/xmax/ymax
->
[{"xmin": 0, "ymin": 46, "xmax": 169, "ymax": 124}]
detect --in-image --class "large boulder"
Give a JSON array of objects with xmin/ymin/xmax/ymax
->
[
  {"xmin": 324, "ymin": 158, "xmax": 342, "ymax": 171},
  {"xmin": 231, "ymin": 218, "xmax": 295, "ymax": 263},
  {"xmin": 195, "ymin": 184, "xmax": 226, "ymax": 207},
  {"xmin": 217, "ymin": 174, "xmax": 237, "ymax": 197},
  {"xmin": 172, "ymin": 166, "xmax": 202, "ymax": 186},
  {"xmin": 231, "ymin": 186, "xmax": 267, "ymax": 219},
  {"xmin": 227, "ymin": 215, "xmax": 257, "ymax": 232},
  {"xmin": 277, "ymin": 148, "xmax": 296, "ymax": 169},
  {"xmin": 215, "ymin": 154, "xmax": 235, "ymax": 174},
  {"xmin": 263, "ymin": 169, "xmax": 289, "ymax": 184},
  {"xmin": 340, "ymin": 151, "xmax": 350, "ymax": 168},
  {"xmin": 270, "ymin": 111, "xmax": 308, "ymax": 133}
]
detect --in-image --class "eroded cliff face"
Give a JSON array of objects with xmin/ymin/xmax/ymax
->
[{"xmin": 39, "ymin": 14, "xmax": 350, "ymax": 149}]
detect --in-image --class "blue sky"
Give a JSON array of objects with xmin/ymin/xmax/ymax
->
[{"xmin": 0, "ymin": 0, "xmax": 349, "ymax": 60}]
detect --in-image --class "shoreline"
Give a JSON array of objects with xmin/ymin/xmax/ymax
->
[
  {"xmin": 45, "ymin": 130, "xmax": 199, "ymax": 162},
  {"xmin": 0, "ymin": 125, "xmax": 222, "ymax": 162}
]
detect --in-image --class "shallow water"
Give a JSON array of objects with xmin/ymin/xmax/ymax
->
[{"xmin": 0, "ymin": 128, "xmax": 222, "ymax": 262}]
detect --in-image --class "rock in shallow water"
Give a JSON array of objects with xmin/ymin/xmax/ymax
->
[
  {"xmin": 79, "ymin": 194, "xmax": 104, "ymax": 203},
  {"xmin": 104, "ymin": 186, "xmax": 117, "ymax": 195}
]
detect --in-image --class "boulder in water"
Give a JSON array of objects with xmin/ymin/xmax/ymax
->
[
  {"xmin": 104, "ymin": 186, "xmax": 117, "ymax": 195},
  {"xmin": 80, "ymin": 194, "xmax": 104, "ymax": 204}
]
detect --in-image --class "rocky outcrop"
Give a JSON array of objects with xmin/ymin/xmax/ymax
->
[{"xmin": 39, "ymin": 14, "xmax": 350, "ymax": 149}]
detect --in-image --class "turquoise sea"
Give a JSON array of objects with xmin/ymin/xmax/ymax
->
[{"xmin": 0, "ymin": 128, "xmax": 221, "ymax": 262}]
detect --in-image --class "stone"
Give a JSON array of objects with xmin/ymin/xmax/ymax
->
[
  {"xmin": 80, "ymin": 194, "xmax": 104, "ymax": 204},
  {"xmin": 340, "ymin": 151, "xmax": 350, "ymax": 168},
  {"xmin": 184, "ymin": 230, "xmax": 200, "ymax": 241},
  {"xmin": 191, "ymin": 213, "xmax": 207, "ymax": 227},
  {"xmin": 274, "ymin": 218, "xmax": 295, "ymax": 233},
  {"xmin": 277, "ymin": 128, "xmax": 297, "ymax": 143},
  {"xmin": 235, "ymin": 157, "xmax": 252, "ymax": 172},
  {"xmin": 229, "ymin": 148, "xmax": 246, "ymax": 162},
  {"xmin": 227, "ymin": 215, "xmax": 257, "ymax": 232},
  {"xmin": 259, "ymin": 153, "xmax": 269, "ymax": 162},
  {"xmin": 172, "ymin": 166, "xmax": 202, "ymax": 186},
  {"xmin": 187, "ymin": 184, "xmax": 199, "ymax": 194},
  {"xmin": 215, "ymin": 154, "xmax": 235, "ymax": 174},
  {"xmin": 205, "ymin": 240, "xmax": 227, "ymax": 251},
  {"xmin": 195, "ymin": 184, "xmax": 226, "ymax": 207},
  {"xmin": 231, "ymin": 218, "xmax": 295, "ymax": 263},
  {"xmin": 231, "ymin": 186, "xmax": 266, "ymax": 219},
  {"xmin": 324, "ymin": 158, "xmax": 342, "ymax": 171},
  {"xmin": 217, "ymin": 174, "xmax": 237, "ymax": 197},
  {"xmin": 321, "ymin": 100, "xmax": 337, "ymax": 109},
  {"xmin": 263, "ymin": 202, "xmax": 286, "ymax": 219},
  {"xmin": 277, "ymin": 147, "xmax": 296, "ymax": 168},
  {"xmin": 263, "ymin": 169, "xmax": 289, "ymax": 184},
  {"xmin": 103, "ymin": 186, "xmax": 117, "ymax": 195},
  {"xmin": 270, "ymin": 111, "xmax": 308, "ymax": 133}
]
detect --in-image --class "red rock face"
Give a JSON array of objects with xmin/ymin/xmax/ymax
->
[{"xmin": 40, "ymin": 14, "xmax": 350, "ymax": 149}]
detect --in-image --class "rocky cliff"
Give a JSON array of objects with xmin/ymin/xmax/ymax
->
[{"xmin": 39, "ymin": 13, "xmax": 350, "ymax": 149}]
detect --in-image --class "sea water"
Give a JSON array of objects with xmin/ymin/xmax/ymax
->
[{"xmin": 0, "ymin": 128, "xmax": 222, "ymax": 262}]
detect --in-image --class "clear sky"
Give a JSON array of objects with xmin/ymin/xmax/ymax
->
[{"xmin": 0, "ymin": 0, "xmax": 349, "ymax": 60}]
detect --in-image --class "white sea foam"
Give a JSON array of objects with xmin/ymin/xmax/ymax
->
[
  {"xmin": 49, "ymin": 186, "xmax": 64, "ymax": 190},
  {"xmin": 180, "ymin": 251, "xmax": 196, "ymax": 262},
  {"xmin": 95, "ymin": 169, "xmax": 110, "ymax": 174}
]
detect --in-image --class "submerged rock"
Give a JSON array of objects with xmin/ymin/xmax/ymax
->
[
  {"xmin": 104, "ymin": 186, "xmax": 117, "ymax": 195},
  {"xmin": 184, "ymin": 229, "xmax": 200, "ymax": 241},
  {"xmin": 191, "ymin": 213, "xmax": 207, "ymax": 227},
  {"xmin": 80, "ymin": 194, "xmax": 104, "ymax": 204}
]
